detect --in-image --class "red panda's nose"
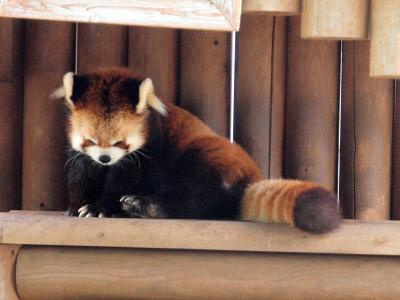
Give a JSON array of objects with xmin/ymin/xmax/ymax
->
[{"xmin": 99, "ymin": 155, "xmax": 111, "ymax": 164}]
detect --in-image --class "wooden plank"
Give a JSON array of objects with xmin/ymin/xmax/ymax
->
[
  {"xmin": 269, "ymin": 16, "xmax": 287, "ymax": 178},
  {"xmin": 243, "ymin": 0, "xmax": 301, "ymax": 15},
  {"xmin": 77, "ymin": 23, "xmax": 128, "ymax": 72},
  {"xmin": 236, "ymin": 15, "xmax": 286, "ymax": 177},
  {"xmin": 341, "ymin": 41, "xmax": 393, "ymax": 220},
  {"xmin": 0, "ymin": 0, "xmax": 242, "ymax": 31},
  {"xmin": 0, "ymin": 19, "xmax": 24, "ymax": 212},
  {"xmin": 370, "ymin": 0, "xmax": 400, "ymax": 78},
  {"xmin": 22, "ymin": 21, "xmax": 75, "ymax": 211},
  {"xmin": 16, "ymin": 246, "xmax": 400, "ymax": 300},
  {"xmin": 179, "ymin": 30, "xmax": 229, "ymax": 136},
  {"xmin": 128, "ymin": 27, "xmax": 178, "ymax": 103},
  {"xmin": 284, "ymin": 16, "xmax": 339, "ymax": 190},
  {"xmin": 301, "ymin": 0, "xmax": 369, "ymax": 40},
  {"xmin": 393, "ymin": 80, "xmax": 400, "ymax": 219},
  {"xmin": 2, "ymin": 212, "xmax": 400, "ymax": 256},
  {"xmin": 0, "ymin": 245, "xmax": 20, "ymax": 300},
  {"xmin": 236, "ymin": 15, "xmax": 274, "ymax": 176}
]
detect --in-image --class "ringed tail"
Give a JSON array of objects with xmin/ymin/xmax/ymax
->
[{"xmin": 241, "ymin": 179, "xmax": 342, "ymax": 234}]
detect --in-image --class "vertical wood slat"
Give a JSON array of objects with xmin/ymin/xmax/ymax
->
[
  {"xmin": 77, "ymin": 24, "xmax": 128, "ymax": 73},
  {"xmin": 0, "ymin": 19, "xmax": 24, "ymax": 211},
  {"xmin": 284, "ymin": 16, "xmax": 339, "ymax": 191},
  {"xmin": 179, "ymin": 31, "xmax": 229, "ymax": 137},
  {"xmin": 340, "ymin": 41, "xmax": 393, "ymax": 220},
  {"xmin": 391, "ymin": 80, "xmax": 400, "ymax": 219},
  {"xmin": 128, "ymin": 27, "xmax": 179, "ymax": 103},
  {"xmin": 236, "ymin": 16, "xmax": 286, "ymax": 178},
  {"xmin": 22, "ymin": 21, "xmax": 75, "ymax": 210}
]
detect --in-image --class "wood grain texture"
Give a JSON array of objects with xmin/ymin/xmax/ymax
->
[
  {"xmin": 0, "ymin": 0, "xmax": 242, "ymax": 31},
  {"xmin": 236, "ymin": 16, "xmax": 286, "ymax": 177},
  {"xmin": 301, "ymin": 0, "xmax": 369, "ymax": 40},
  {"xmin": 393, "ymin": 80, "xmax": 400, "ymax": 219},
  {"xmin": 77, "ymin": 23, "xmax": 128, "ymax": 73},
  {"xmin": 0, "ymin": 245, "xmax": 21, "ymax": 300},
  {"xmin": 0, "ymin": 19, "xmax": 24, "ymax": 212},
  {"xmin": 16, "ymin": 246, "xmax": 400, "ymax": 300},
  {"xmin": 370, "ymin": 0, "xmax": 400, "ymax": 78},
  {"xmin": 284, "ymin": 16, "xmax": 339, "ymax": 190},
  {"xmin": 179, "ymin": 30, "xmax": 229, "ymax": 136},
  {"xmin": 22, "ymin": 21, "xmax": 75, "ymax": 211},
  {"xmin": 2, "ymin": 212, "xmax": 400, "ymax": 256},
  {"xmin": 340, "ymin": 41, "xmax": 393, "ymax": 220},
  {"xmin": 243, "ymin": 0, "xmax": 301, "ymax": 15},
  {"xmin": 128, "ymin": 27, "xmax": 178, "ymax": 103}
]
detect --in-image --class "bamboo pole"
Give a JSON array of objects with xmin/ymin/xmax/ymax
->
[
  {"xmin": 301, "ymin": 0, "xmax": 369, "ymax": 40},
  {"xmin": 16, "ymin": 246, "xmax": 400, "ymax": 300},
  {"xmin": 340, "ymin": 41, "xmax": 393, "ymax": 220},
  {"xmin": 22, "ymin": 21, "xmax": 74, "ymax": 211},
  {"xmin": 77, "ymin": 24, "xmax": 128, "ymax": 73},
  {"xmin": 0, "ymin": 245, "xmax": 21, "ymax": 300},
  {"xmin": 0, "ymin": 19, "xmax": 24, "ymax": 212},
  {"xmin": 179, "ymin": 31, "xmax": 229, "ymax": 136},
  {"xmin": 128, "ymin": 27, "xmax": 179, "ymax": 103},
  {"xmin": 370, "ymin": 0, "xmax": 400, "ymax": 78},
  {"xmin": 243, "ymin": 0, "xmax": 301, "ymax": 15},
  {"xmin": 236, "ymin": 16, "xmax": 286, "ymax": 177},
  {"xmin": 284, "ymin": 17, "xmax": 339, "ymax": 190}
]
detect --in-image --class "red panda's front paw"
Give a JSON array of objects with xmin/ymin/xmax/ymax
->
[
  {"xmin": 77, "ymin": 204, "xmax": 107, "ymax": 218},
  {"xmin": 120, "ymin": 195, "xmax": 165, "ymax": 218}
]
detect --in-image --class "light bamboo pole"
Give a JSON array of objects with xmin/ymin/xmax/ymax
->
[
  {"xmin": 370, "ymin": 0, "xmax": 400, "ymax": 78},
  {"xmin": 301, "ymin": 0, "xmax": 369, "ymax": 40},
  {"xmin": 243, "ymin": 0, "xmax": 301, "ymax": 15}
]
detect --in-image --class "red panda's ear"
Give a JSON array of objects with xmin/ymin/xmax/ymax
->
[
  {"xmin": 137, "ymin": 78, "xmax": 167, "ymax": 116},
  {"xmin": 63, "ymin": 72, "xmax": 90, "ymax": 108}
]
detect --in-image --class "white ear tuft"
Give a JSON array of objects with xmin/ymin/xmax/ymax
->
[
  {"xmin": 137, "ymin": 78, "xmax": 167, "ymax": 116},
  {"xmin": 63, "ymin": 72, "xmax": 75, "ymax": 104},
  {"xmin": 49, "ymin": 86, "xmax": 66, "ymax": 99}
]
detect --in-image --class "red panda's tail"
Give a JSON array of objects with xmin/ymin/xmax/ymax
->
[{"xmin": 240, "ymin": 179, "xmax": 342, "ymax": 233}]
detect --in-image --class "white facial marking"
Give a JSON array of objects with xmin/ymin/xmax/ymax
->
[
  {"xmin": 127, "ymin": 130, "xmax": 145, "ymax": 153},
  {"xmin": 71, "ymin": 133, "xmax": 83, "ymax": 151},
  {"xmin": 85, "ymin": 145, "xmax": 127, "ymax": 165}
]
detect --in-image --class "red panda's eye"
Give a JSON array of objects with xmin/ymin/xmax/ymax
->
[
  {"xmin": 112, "ymin": 141, "xmax": 125, "ymax": 147},
  {"xmin": 83, "ymin": 139, "xmax": 96, "ymax": 147}
]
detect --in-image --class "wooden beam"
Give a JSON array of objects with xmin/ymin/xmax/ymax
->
[
  {"xmin": 128, "ymin": 27, "xmax": 179, "ymax": 103},
  {"xmin": 284, "ymin": 16, "xmax": 339, "ymax": 190},
  {"xmin": 16, "ymin": 246, "xmax": 400, "ymax": 300},
  {"xmin": 179, "ymin": 31, "xmax": 229, "ymax": 136},
  {"xmin": 0, "ymin": 19, "xmax": 24, "ymax": 212},
  {"xmin": 2, "ymin": 212, "xmax": 400, "ymax": 256},
  {"xmin": 0, "ymin": 0, "xmax": 242, "ymax": 31},
  {"xmin": 340, "ymin": 41, "xmax": 393, "ymax": 220},
  {"xmin": 236, "ymin": 16, "xmax": 286, "ymax": 177},
  {"xmin": 0, "ymin": 245, "xmax": 20, "ymax": 300},
  {"xmin": 243, "ymin": 0, "xmax": 301, "ymax": 15},
  {"xmin": 22, "ymin": 21, "xmax": 75, "ymax": 211},
  {"xmin": 393, "ymin": 80, "xmax": 400, "ymax": 219},
  {"xmin": 77, "ymin": 23, "xmax": 128, "ymax": 72},
  {"xmin": 301, "ymin": 0, "xmax": 369, "ymax": 40}
]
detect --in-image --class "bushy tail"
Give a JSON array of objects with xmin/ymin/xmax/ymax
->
[{"xmin": 240, "ymin": 179, "xmax": 342, "ymax": 233}]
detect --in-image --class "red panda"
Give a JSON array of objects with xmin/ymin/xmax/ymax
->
[{"xmin": 55, "ymin": 68, "xmax": 341, "ymax": 233}]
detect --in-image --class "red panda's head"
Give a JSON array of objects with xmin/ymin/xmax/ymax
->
[{"xmin": 55, "ymin": 68, "xmax": 167, "ymax": 165}]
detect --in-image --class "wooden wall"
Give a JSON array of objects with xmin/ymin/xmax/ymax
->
[{"xmin": 0, "ymin": 16, "xmax": 398, "ymax": 220}]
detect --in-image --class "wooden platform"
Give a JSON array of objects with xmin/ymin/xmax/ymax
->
[
  {"xmin": 1, "ymin": 211, "xmax": 400, "ymax": 299},
  {"xmin": 0, "ymin": 211, "xmax": 399, "ymax": 255}
]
